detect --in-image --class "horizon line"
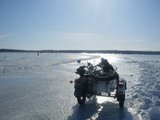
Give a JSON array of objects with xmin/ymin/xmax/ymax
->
[
  {"xmin": 1, "ymin": 48, "xmax": 160, "ymax": 55},
  {"xmin": 0, "ymin": 48, "xmax": 160, "ymax": 52}
]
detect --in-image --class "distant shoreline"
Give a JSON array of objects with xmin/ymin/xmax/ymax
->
[{"xmin": 0, "ymin": 49, "xmax": 160, "ymax": 55}]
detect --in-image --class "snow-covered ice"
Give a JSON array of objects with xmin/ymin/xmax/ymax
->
[{"xmin": 0, "ymin": 53, "xmax": 160, "ymax": 120}]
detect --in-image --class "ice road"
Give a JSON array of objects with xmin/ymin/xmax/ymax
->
[{"xmin": 0, "ymin": 53, "xmax": 160, "ymax": 120}]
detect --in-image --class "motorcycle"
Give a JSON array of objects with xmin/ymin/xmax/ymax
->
[{"xmin": 71, "ymin": 60, "xmax": 127, "ymax": 108}]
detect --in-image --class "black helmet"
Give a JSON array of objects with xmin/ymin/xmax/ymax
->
[
  {"xmin": 101, "ymin": 58, "xmax": 108, "ymax": 64},
  {"xmin": 76, "ymin": 66, "xmax": 85, "ymax": 75}
]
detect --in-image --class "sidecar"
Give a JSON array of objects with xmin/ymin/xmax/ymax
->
[
  {"xmin": 90, "ymin": 70, "xmax": 118, "ymax": 97},
  {"xmin": 88, "ymin": 70, "xmax": 126, "ymax": 108}
]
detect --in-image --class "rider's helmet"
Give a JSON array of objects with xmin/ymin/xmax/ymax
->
[
  {"xmin": 101, "ymin": 58, "xmax": 105, "ymax": 62},
  {"xmin": 76, "ymin": 66, "xmax": 85, "ymax": 75},
  {"xmin": 101, "ymin": 58, "xmax": 109, "ymax": 65}
]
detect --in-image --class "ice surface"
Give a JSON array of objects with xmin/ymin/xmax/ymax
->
[{"xmin": 0, "ymin": 53, "xmax": 160, "ymax": 120}]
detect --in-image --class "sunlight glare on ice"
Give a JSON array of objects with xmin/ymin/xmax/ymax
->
[{"xmin": 96, "ymin": 96, "xmax": 115, "ymax": 104}]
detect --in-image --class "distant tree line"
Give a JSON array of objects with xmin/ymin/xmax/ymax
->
[{"xmin": 0, "ymin": 49, "xmax": 160, "ymax": 55}]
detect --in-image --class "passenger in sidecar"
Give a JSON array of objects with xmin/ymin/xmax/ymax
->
[{"xmin": 98, "ymin": 58, "xmax": 114, "ymax": 72}]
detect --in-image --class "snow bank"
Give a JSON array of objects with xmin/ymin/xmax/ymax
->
[{"xmin": 125, "ymin": 55, "xmax": 160, "ymax": 120}]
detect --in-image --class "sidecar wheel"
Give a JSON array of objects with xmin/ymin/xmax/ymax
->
[
  {"xmin": 117, "ymin": 94, "xmax": 125, "ymax": 109},
  {"xmin": 77, "ymin": 96, "xmax": 86, "ymax": 105}
]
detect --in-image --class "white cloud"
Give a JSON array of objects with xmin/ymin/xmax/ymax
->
[{"xmin": 0, "ymin": 34, "xmax": 10, "ymax": 40}]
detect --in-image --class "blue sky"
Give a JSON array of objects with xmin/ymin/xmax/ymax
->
[{"xmin": 0, "ymin": 0, "xmax": 160, "ymax": 50}]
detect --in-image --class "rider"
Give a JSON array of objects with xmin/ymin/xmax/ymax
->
[
  {"xmin": 98, "ymin": 58, "xmax": 114, "ymax": 72},
  {"xmin": 98, "ymin": 58, "xmax": 119, "ymax": 78}
]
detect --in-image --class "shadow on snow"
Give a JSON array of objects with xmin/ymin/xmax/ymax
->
[{"xmin": 68, "ymin": 98, "xmax": 133, "ymax": 120}]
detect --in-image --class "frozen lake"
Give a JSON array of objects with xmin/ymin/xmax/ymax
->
[{"xmin": 0, "ymin": 53, "xmax": 160, "ymax": 120}]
